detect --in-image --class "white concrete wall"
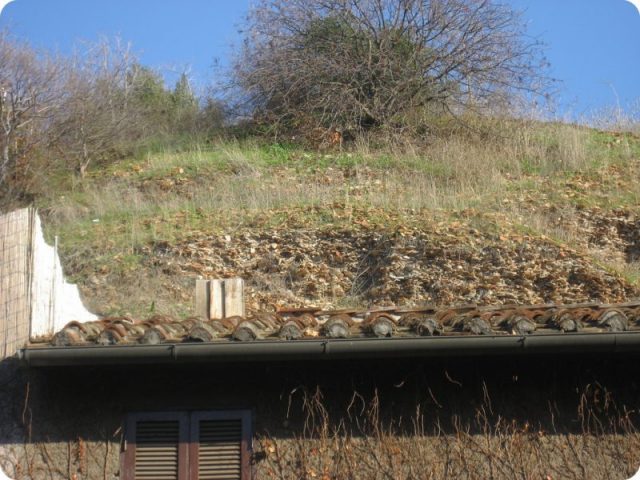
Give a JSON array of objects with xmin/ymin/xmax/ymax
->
[{"xmin": 29, "ymin": 214, "xmax": 97, "ymax": 339}]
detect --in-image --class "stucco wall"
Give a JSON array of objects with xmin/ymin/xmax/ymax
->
[
  {"xmin": 1, "ymin": 208, "xmax": 97, "ymax": 357},
  {"xmin": 29, "ymin": 213, "xmax": 97, "ymax": 339},
  {"xmin": 1, "ymin": 355, "xmax": 640, "ymax": 479}
]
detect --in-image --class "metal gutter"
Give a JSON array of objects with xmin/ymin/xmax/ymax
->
[{"xmin": 18, "ymin": 332, "xmax": 640, "ymax": 367}]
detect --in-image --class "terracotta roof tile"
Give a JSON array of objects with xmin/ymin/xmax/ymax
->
[{"xmin": 43, "ymin": 302, "xmax": 640, "ymax": 347}]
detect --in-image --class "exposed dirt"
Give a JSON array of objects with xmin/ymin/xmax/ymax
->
[
  {"xmin": 549, "ymin": 207, "xmax": 640, "ymax": 264},
  {"xmin": 127, "ymin": 216, "xmax": 638, "ymax": 315}
]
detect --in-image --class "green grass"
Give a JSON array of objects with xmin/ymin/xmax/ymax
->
[
  {"xmin": 30, "ymin": 120, "xmax": 640, "ymax": 317},
  {"xmin": 42, "ymin": 127, "xmax": 640, "ymax": 236}
]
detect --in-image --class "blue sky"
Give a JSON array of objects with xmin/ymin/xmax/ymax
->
[{"xmin": 0, "ymin": 0, "xmax": 639, "ymax": 118}]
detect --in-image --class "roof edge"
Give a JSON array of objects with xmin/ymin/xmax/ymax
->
[{"xmin": 19, "ymin": 332, "xmax": 640, "ymax": 367}]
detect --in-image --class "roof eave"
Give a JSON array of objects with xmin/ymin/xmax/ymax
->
[{"xmin": 18, "ymin": 332, "xmax": 640, "ymax": 367}]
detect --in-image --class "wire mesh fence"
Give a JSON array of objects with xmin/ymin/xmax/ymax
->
[{"xmin": 0, "ymin": 207, "xmax": 34, "ymax": 359}]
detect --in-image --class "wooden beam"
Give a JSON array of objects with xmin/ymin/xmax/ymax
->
[
  {"xmin": 198, "ymin": 278, "xmax": 245, "ymax": 320},
  {"xmin": 194, "ymin": 279, "xmax": 210, "ymax": 320},
  {"xmin": 209, "ymin": 279, "xmax": 225, "ymax": 320},
  {"xmin": 224, "ymin": 278, "xmax": 245, "ymax": 318}
]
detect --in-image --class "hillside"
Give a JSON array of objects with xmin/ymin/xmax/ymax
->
[{"xmin": 37, "ymin": 123, "xmax": 640, "ymax": 318}]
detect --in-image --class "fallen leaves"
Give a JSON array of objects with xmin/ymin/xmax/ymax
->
[{"xmin": 141, "ymin": 214, "xmax": 638, "ymax": 314}]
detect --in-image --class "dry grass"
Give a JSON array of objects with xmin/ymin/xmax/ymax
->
[
  {"xmin": 257, "ymin": 386, "xmax": 640, "ymax": 480},
  {"xmin": 31, "ymin": 116, "xmax": 640, "ymax": 317},
  {"xmin": 45, "ymin": 119, "xmax": 619, "ymax": 228}
]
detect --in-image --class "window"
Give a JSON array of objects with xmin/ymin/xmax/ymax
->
[{"xmin": 122, "ymin": 410, "xmax": 252, "ymax": 480}]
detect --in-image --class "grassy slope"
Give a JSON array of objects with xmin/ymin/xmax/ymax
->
[{"xmin": 37, "ymin": 122, "xmax": 640, "ymax": 318}]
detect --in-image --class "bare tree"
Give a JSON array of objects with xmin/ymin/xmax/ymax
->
[
  {"xmin": 0, "ymin": 32, "xmax": 63, "ymax": 191},
  {"xmin": 232, "ymin": 0, "xmax": 551, "ymax": 138},
  {"xmin": 0, "ymin": 31, "xmax": 211, "ymax": 201},
  {"xmin": 53, "ymin": 39, "xmax": 140, "ymax": 177},
  {"xmin": 53, "ymin": 40, "xmax": 204, "ymax": 176}
]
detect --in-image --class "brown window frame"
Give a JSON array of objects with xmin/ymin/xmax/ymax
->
[{"xmin": 121, "ymin": 409, "xmax": 252, "ymax": 480}]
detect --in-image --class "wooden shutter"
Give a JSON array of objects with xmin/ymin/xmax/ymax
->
[
  {"xmin": 123, "ymin": 412, "xmax": 189, "ymax": 480},
  {"xmin": 189, "ymin": 410, "xmax": 252, "ymax": 480}
]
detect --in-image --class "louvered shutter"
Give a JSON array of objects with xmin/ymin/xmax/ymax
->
[
  {"xmin": 123, "ymin": 412, "xmax": 189, "ymax": 480},
  {"xmin": 189, "ymin": 411, "xmax": 252, "ymax": 480}
]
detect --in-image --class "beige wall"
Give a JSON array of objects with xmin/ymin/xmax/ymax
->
[{"xmin": 0, "ymin": 208, "xmax": 33, "ymax": 360}]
